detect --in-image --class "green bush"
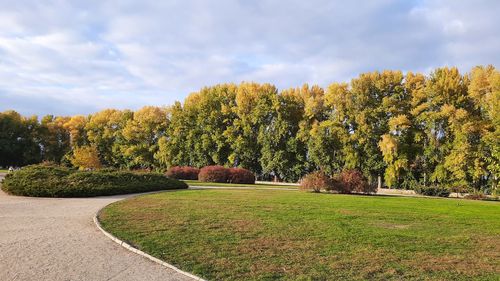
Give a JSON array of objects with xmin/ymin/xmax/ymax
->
[
  {"xmin": 1, "ymin": 165, "xmax": 188, "ymax": 197},
  {"xmin": 414, "ymin": 184, "xmax": 450, "ymax": 197}
]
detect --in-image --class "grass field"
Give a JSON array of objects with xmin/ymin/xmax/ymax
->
[
  {"xmin": 99, "ymin": 189, "xmax": 500, "ymax": 281},
  {"xmin": 0, "ymin": 169, "xmax": 9, "ymax": 173},
  {"xmin": 183, "ymin": 179, "xmax": 298, "ymax": 189}
]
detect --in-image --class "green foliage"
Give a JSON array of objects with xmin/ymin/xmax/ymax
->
[
  {"xmin": 121, "ymin": 106, "xmax": 168, "ymax": 169},
  {"xmin": 1, "ymin": 165, "xmax": 187, "ymax": 197},
  {"xmin": 0, "ymin": 111, "xmax": 42, "ymax": 166},
  {"xmin": 414, "ymin": 185, "xmax": 451, "ymax": 197},
  {"xmin": 1, "ymin": 65, "xmax": 498, "ymax": 191}
]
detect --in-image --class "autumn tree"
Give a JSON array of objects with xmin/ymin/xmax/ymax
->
[
  {"xmin": 70, "ymin": 145, "xmax": 102, "ymax": 170},
  {"xmin": 1, "ymin": 66, "xmax": 498, "ymax": 193},
  {"xmin": 39, "ymin": 115, "xmax": 70, "ymax": 163},
  {"xmin": 86, "ymin": 109, "xmax": 132, "ymax": 167},
  {"xmin": 226, "ymin": 82, "xmax": 277, "ymax": 173},
  {"xmin": 63, "ymin": 115, "xmax": 88, "ymax": 147},
  {"xmin": 258, "ymin": 88, "xmax": 307, "ymax": 182},
  {"xmin": 119, "ymin": 106, "xmax": 169, "ymax": 169},
  {"xmin": 468, "ymin": 65, "xmax": 500, "ymax": 192}
]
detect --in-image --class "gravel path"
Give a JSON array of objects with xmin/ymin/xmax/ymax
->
[{"xmin": 0, "ymin": 175, "xmax": 194, "ymax": 281}]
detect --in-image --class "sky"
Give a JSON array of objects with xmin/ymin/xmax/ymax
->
[{"xmin": 0, "ymin": 0, "xmax": 499, "ymax": 116}]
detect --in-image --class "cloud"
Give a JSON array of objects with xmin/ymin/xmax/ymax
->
[{"xmin": 0, "ymin": 0, "xmax": 499, "ymax": 116}]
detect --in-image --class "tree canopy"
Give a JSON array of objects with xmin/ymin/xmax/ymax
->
[{"xmin": 1, "ymin": 65, "xmax": 498, "ymax": 192}]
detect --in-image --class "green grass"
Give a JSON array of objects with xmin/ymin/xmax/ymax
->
[
  {"xmin": 183, "ymin": 179, "xmax": 298, "ymax": 189},
  {"xmin": 0, "ymin": 169, "xmax": 8, "ymax": 173},
  {"xmin": 99, "ymin": 189, "xmax": 500, "ymax": 281}
]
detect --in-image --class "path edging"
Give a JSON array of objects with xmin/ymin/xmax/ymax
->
[{"xmin": 94, "ymin": 205, "xmax": 206, "ymax": 281}]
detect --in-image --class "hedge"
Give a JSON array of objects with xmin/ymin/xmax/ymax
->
[
  {"xmin": 414, "ymin": 185, "xmax": 450, "ymax": 197},
  {"xmin": 334, "ymin": 169, "xmax": 376, "ymax": 194},
  {"xmin": 300, "ymin": 169, "xmax": 376, "ymax": 194},
  {"xmin": 198, "ymin": 165, "xmax": 230, "ymax": 183},
  {"xmin": 300, "ymin": 171, "xmax": 335, "ymax": 192},
  {"xmin": 166, "ymin": 166, "xmax": 200, "ymax": 180},
  {"xmin": 1, "ymin": 165, "xmax": 188, "ymax": 197},
  {"xmin": 228, "ymin": 168, "xmax": 255, "ymax": 184}
]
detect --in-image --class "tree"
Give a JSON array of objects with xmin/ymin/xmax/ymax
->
[
  {"xmin": 258, "ymin": 88, "xmax": 307, "ymax": 182},
  {"xmin": 39, "ymin": 115, "xmax": 70, "ymax": 163},
  {"xmin": 85, "ymin": 109, "xmax": 132, "ymax": 167},
  {"xmin": 64, "ymin": 115, "xmax": 88, "ymax": 147},
  {"xmin": 421, "ymin": 67, "xmax": 469, "ymax": 187},
  {"xmin": 468, "ymin": 65, "xmax": 500, "ymax": 192},
  {"xmin": 121, "ymin": 106, "xmax": 168, "ymax": 168},
  {"xmin": 307, "ymin": 120, "xmax": 346, "ymax": 175},
  {"xmin": 0, "ymin": 110, "xmax": 41, "ymax": 166},
  {"xmin": 226, "ymin": 82, "xmax": 277, "ymax": 173},
  {"xmin": 156, "ymin": 102, "xmax": 190, "ymax": 167},
  {"xmin": 1, "ymin": 65, "xmax": 497, "ymax": 192},
  {"xmin": 70, "ymin": 145, "xmax": 102, "ymax": 170}
]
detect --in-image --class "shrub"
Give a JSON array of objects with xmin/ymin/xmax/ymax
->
[
  {"xmin": 464, "ymin": 191, "xmax": 488, "ymax": 200},
  {"xmin": 1, "ymin": 164, "xmax": 188, "ymax": 197},
  {"xmin": 198, "ymin": 165, "xmax": 230, "ymax": 183},
  {"xmin": 414, "ymin": 184, "xmax": 450, "ymax": 197},
  {"xmin": 300, "ymin": 171, "xmax": 334, "ymax": 193},
  {"xmin": 166, "ymin": 166, "xmax": 200, "ymax": 180},
  {"xmin": 228, "ymin": 168, "xmax": 255, "ymax": 184},
  {"xmin": 336, "ymin": 169, "xmax": 375, "ymax": 194}
]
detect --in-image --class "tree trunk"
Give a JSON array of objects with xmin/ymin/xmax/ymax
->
[{"xmin": 378, "ymin": 175, "xmax": 382, "ymax": 189}]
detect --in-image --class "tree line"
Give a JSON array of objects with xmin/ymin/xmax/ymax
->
[{"xmin": 1, "ymin": 66, "xmax": 498, "ymax": 192}]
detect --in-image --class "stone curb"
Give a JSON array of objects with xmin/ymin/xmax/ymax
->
[{"xmin": 93, "ymin": 201, "xmax": 206, "ymax": 281}]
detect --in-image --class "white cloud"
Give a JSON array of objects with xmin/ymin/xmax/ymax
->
[{"xmin": 0, "ymin": 0, "xmax": 499, "ymax": 116}]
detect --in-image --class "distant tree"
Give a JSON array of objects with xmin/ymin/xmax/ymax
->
[
  {"xmin": 121, "ymin": 106, "xmax": 168, "ymax": 169},
  {"xmin": 86, "ymin": 109, "xmax": 132, "ymax": 167},
  {"xmin": 70, "ymin": 145, "xmax": 102, "ymax": 170},
  {"xmin": 0, "ymin": 110, "xmax": 41, "ymax": 166},
  {"xmin": 1, "ymin": 65, "xmax": 498, "ymax": 192},
  {"xmin": 63, "ymin": 115, "xmax": 88, "ymax": 147},
  {"xmin": 226, "ymin": 82, "xmax": 277, "ymax": 173},
  {"xmin": 258, "ymin": 88, "xmax": 307, "ymax": 182},
  {"xmin": 39, "ymin": 115, "xmax": 70, "ymax": 163}
]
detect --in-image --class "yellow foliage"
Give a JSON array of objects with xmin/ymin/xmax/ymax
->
[
  {"xmin": 71, "ymin": 146, "xmax": 101, "ymax": 170},
  {"xmin": 388, "ymin": 115, "xmax": 411, "ymax": 131},
  {"xmin": 63, "ymin": 115, "xmax": 87, "ymax": 146},
  {"xmin": 379, "ymin": 134, "xmax": 398, "ymax": 163}
]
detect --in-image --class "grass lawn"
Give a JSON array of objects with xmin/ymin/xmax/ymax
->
[
  {"xmin": 183, "ymin": 179, "xmax": 298, "ymax": 189},
  {"xmin": 99, "ymin": 189, "xmax": 500, "ymax": 281},
  {"xmin": 0, "ymin": 169, "xmax": 9, "ymax": 173}
]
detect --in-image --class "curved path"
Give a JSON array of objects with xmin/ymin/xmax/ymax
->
[{"xmin": 0, "ymin": 175, "xmax": 194, "ymax": 281}]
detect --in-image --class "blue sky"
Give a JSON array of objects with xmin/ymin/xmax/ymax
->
[{"xmin": 1, "ymin": 0, "xmax": 499, "ymax": 116}]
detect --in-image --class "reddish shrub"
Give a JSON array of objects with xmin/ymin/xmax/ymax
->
[
  {"xmin": 464, "ymin": 192, "xmax": 488, "ymax": 200},
  {"xmin": 166, "ymin": 166, "xmax": 200, "ymax": 180},
  {"xmin": 300, "ymin": 171, "xmax": 334, "ymax": 193},
  {"xmin": 228, "ymin": 168, "xmax": 255, "ymax": 184},
  {"xmin": 198, "ymin": 165, "xmax": 229, "ymax": 183},
  {"xmin": 336, "ymin": 169, "xmax": 375, "ymax": 194}
]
